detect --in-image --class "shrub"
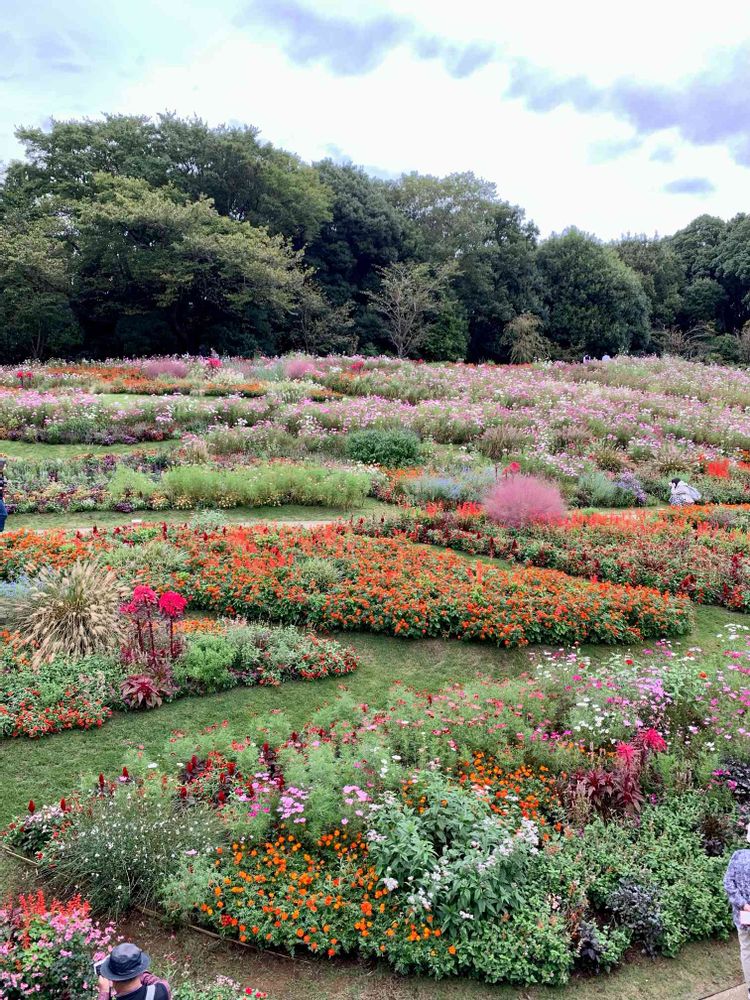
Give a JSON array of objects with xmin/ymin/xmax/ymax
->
[
  {"xmin": 108, "ymin": 465, "xmax": 157, "ymax": 500},
  {"xmin": 345, "ymin": 428, "xmax": 421, "ymax": 467},
  {"xmin": 44, "ymin": 786, "xmax": 222, "ymax": 914},
  {"xmin": 483, "ymin": 475, "xmax": 566, "ymax": 527},
  {"xmin": 174, "ymin": 634, "xmax": 235, "ymax": 693},
  {"xmin": 576, "ymin": 470, "xmax": 619, "ymax": 507},
  {"xmin": 607, "ymin": 878, "xmax": 665, "ymax": 956},
  {"xmin": 189, "ymin": 509, "xmax": 227, "ymax": 531},
  {"xmin": 2, "ymin": 559, "xmax": 127, "ymax": 665}
]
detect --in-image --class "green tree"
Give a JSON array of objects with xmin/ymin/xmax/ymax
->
[
  {"xmin": 501, "ymin": 312, "xmax": 552, "ymax": 363},
  {"xmin": 711, "ymin": 213, "xmax": 750, "ymax": 330},
  {"xmin": 1, "ymin": 114, "xmax": 332, "ymax": 246},
  {"xmin": 536, "ymin": 229, "xmax": 651, "ymax": 357},
  {"xmin": 613, "ymin": 235, "xmax": 684, "ymax": 329},
  {"xmin": 421, "ymin": 297, "xmax": 470, "ymax": 361},
  {"xmin": 678, "ymin": 277, "xmax": 727, "ymax": 330},
  {"xmin": 367, "ymin": 261, "xmax": 456, "ymax": 357},
  {"xmin": 306, "ymin": 162, "xmax": 414, "ymax": 347},
  {"xmin": 70, "ymin": 175, "xmax": 306, "ymax": 353},
  {"xmin": 0, "ymin": 213, "xmax": 80, "ymax": 359},
  {"xmin": 387, "ymin": 171, "xmax": 497, "ymax": 259},
  {"xmin": 291, "ymin": 284, "xmax": 356, "ymax": 355},
  {"xmin": 454, "ymin": 205, "xmax": 541, "ymax": 360},
  {"xmin": 670, "ymin": 214, "xmax": 727, "ymax": 282}
]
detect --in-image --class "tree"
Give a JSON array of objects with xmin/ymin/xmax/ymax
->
[
  {"xmin": 612, "ymin": 235, "xmax": 684, "ymax": 329},
  {"xmin": 306, "ymin": 161, "xmax": 414, "ymax": 347},
  {"xmin": 536, "ymin": 229, "xmax": 651, "ymax": 357},
  {"xmin": 1, "ymin": 114, "xmax": 333, "ymax": 246},
  {"xmin": 387, "ymin": 171, "xmax": 498, "ymax": 259},
  {"xmin": 678, "ymin": 277, "xmax": 727, "ymax": 330},
  {"xmin": 670, "ymin": 214, "xmax": 727, "ymax": 282},
  {"xmin": 367, "ymin": 261, "xmax": 455, "ymax": 357},
  {"xmin": 421, "ymin": 297, "xmax": 470, "ymax": 361},
  {"xmin": 292, "ymin": 285, "xmax": 356, "ymax": 355},
  {"xmin": 0, "ymin": 213, "xmax": 80, "ymax": 359},
  {"xmin": 501, "ymin": 312, "xmax": 552, "ymax": 363},
  {"xmin": 69, "ymin": 175, "xmax": 306, "ymax": 354},
  {"xmin": 454, "ymin": 204, "xmax": 541, "ymax": 360},
  {"xmin": 711, "ymin": 213, "xmax": 750, "ymax": 331}
]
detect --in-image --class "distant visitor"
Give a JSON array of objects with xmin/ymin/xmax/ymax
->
[
  {"xmin": 724, "ymin": 823, "xmax": 750, "ymax": 995},
  {"xmin": 669, "ymin": 477, "xmax": 701, "ymax": 506},
  {"xmin": 0, "ymin": 496, "xmax": 7, "ymax": 532}
]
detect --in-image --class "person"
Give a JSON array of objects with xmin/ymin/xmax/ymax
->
[
  {"xmin": 669, "ymin": 477, "xmax": 701, "ymax": 506},
  {"xmin": 0, "ymin": 496, "xmax": 6, "ymax": 532},
  {"xmin": 724, "ymin": 825, "xmax": 750, "ymax": 996},
  {"xmin": 97, "ymin": 943, "xmax": 171, "ymax": 1000}
]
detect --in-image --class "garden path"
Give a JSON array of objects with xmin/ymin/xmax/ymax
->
[{"xmin": 705, "ymin": 987, "xmax": 744, "ymax": 999}]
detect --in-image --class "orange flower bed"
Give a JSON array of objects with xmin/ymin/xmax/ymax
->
[{"xmin": 0, "ymin": 522, "xmax": 692, "ymax": 646}]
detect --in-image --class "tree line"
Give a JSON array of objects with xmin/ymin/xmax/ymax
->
[{"xmin": 0, "ymin": 113, "xmax": 748, "ymax": 364}]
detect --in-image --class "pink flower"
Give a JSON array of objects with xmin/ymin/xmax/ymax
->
[{"xmin": 159, "ymin": 591, "xmax": 187, "ymax": 619}]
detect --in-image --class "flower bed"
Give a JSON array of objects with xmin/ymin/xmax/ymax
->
[
  {"xmin": 3, "ymin": 356, "xmax": 750, "ymax": 508},
  {"xmin": 7, "ymin": 638, "xmax": 748, "ymax": 987},
  {"xmin": 0, "ymin": 610, "xmax": 358, "ymax": 739},
  {"xmin": 0, "ymin": 523, "xmax": 693, "ymax": 647},
  {"xmin": 355, "ymin": 505, "xmax": 750, "ymax": 610}
]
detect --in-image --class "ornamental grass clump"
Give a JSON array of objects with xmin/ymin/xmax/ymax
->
[
  {"xmin": 1, "ymin": 558, "xmax": 127, "ymax": 665},
  {"xmin": 483, "ymin": 474, "xmax": 566, "ymax": 528}
]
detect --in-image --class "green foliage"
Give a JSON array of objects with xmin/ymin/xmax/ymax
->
[
  {"xmin": 537, "ymin": 229, "xmax": 651, "ymax": 356},
  {"xmin": 502, "ymin": 311, "xmax": 552, "ymax": 363},
  {"xmin": 174, "ymin": 634, "xmax": 235, "ymax": 694},
  {"xmin": 344, "ymin": 427, "xmax": 422, "ymax": 466}
]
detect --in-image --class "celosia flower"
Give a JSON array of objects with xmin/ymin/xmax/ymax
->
[{"xmin": 159, "ymin": 590, "xmax": 187, "ymax": 618}]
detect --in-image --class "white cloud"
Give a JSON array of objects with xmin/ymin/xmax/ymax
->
[{"xmin": 3, "ymin": 0, "xmax": 750, "ymax": 238}]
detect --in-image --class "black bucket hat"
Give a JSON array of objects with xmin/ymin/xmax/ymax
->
[{"xmin": 99, "ymin": 943, "xmax": 151, "ymax": 981}]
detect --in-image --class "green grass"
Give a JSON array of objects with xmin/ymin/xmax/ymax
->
[
  {"xmin": 0, "ymin": 440, "xmax": 179, "ymax": 459},
  {"xmin": 6, "ymin": 499, "xmax": 393, "ymax": 531}
]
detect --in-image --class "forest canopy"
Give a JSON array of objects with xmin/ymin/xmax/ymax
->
[{"xmin": 1, "ymin": 112, "xmax": 749, "ymax": 363}]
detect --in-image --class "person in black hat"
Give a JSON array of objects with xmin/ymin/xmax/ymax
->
[{"xmin": 96, "ymin": 942, "xmax": 171, "ymax": 999}]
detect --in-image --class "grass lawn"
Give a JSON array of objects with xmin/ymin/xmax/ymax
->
[
  {"xmin": 6, "ymin": 498, "xmax": 394, "ymax": 531},
  {"xmin": 0, "ymin": 440, "xmax": 179, "ymax": 459}
]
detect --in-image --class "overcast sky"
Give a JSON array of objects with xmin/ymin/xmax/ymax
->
[{"xmin": 3, "ymin": 0, "xmax": 750, "ymax": 238}]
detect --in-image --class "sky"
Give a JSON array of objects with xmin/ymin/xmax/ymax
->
[{"xmin": 2, "ymin": 0, "xmax": 750, "ymax": 238}]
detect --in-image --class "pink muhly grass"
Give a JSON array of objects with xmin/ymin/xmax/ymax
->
[
  {"xmin": 284, "ymin": 358, "xmax": 316, "ymax": 380},
  {"xmin": 142, "ymin": 358, "xmax": 189, "ymax": 379},
  {"xmin": 483, "ymin": 474, "xmax": 566, "ymax": 528}
]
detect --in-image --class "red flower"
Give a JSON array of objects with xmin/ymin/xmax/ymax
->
[
  {"xmin": 131, "ymin": 585, "xmax": 158, "ymax": 607},
  {"xmin": 615, "ymin": 742, "xmax": 637, "ymax": 765},
  {"xmin": 641, "ymin": 728, "xmax": 667, "ymax": 753},
  {"xmin": 159, "ymin": 590, "xmax": 187, "ymax": 619},
  {"xmin": 28, "ymin": 800, "xmax": 35, "ymax": 814}
]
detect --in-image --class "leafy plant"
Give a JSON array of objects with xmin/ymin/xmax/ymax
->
[
  {"xmin": 345, "ymin": 428, "xmax": 422, "ymax": 467},
  {"xmin": 607, "ymin": 878, "xmax": 665, "ymax": 956},
  {"xmin": 120, "ymin": 672, "xmax": 167, "ymax": 709}
]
